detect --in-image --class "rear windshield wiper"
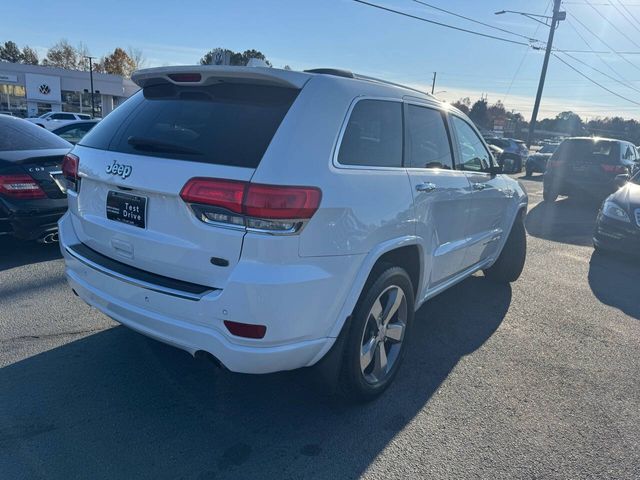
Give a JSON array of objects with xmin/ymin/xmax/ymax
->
[{"xmin": 127, "ymin": 136, "xmax": 202, "ymax": 155}]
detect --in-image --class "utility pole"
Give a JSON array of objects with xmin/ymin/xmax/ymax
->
[
  {"xmin": 527, "ymin": 0, "xmax": 563, "ymax": 147},
  {"xmin": 431, "ymin": 71, "xmax": 437, "ymax": 94},
  {"xmin": 84, "ymin": 56, "xmax": 96, "ymax": 119}
]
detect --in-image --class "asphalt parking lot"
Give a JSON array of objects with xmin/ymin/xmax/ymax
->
[{"xmin": 1, "ymin": 174, "xmax": 639, "ymax": 479}]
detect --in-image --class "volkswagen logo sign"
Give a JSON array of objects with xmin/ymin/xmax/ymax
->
[{"xmin": 39, "ymin": 84, "xmax": 51, "ymax": 95}]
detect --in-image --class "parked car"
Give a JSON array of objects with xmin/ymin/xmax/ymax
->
[
  {"xmin": 593, "ymin": 170, "xmax": 640, "ymax": 255},
  {"xmin": 0, "ymin": 115, "xmax": 71, "ymax": 242},
  {"xmin": 25, "ymin": 112, "xmax": 92, "ymax": 130},
  {"xmin": 58, "ymin": 66, "xmax": 528, "ymax": 401},
  {"xmin": 52, "ymin": 120, "xmax": 100, "ymax": 145},
  {"xmin": 525, "ymin": 143, "xmax": 559, "ymax": 177},
  {"xmin": 484, "ymin": 137, "xmax": 529, "ymax": 173},
  {"xmin": 543, "ymin": 137, "xmax": 639, "ymax": 202}
]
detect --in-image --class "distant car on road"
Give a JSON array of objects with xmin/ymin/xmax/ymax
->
[
  {"xmin": 543, "ymin": 137, "xmax": 639, "ymax": 202},
  {"xmin": 0, "ymin": 115, "xmax": 71, "ymax": 242},
  {"xmin": 593, "ymin": 170, "xmax": 640, "ymax": 255},
  {"xmin": 25, "ymin": 112, "xmax": 92, "ymax": 130},
  {"xmin": 484, "ymin": 137, "xmax": 528, "ymax": 173},
  {"xmin": 525, "ymin": 143, "xmax": 559, "ymax": 177},
  {"xmin": 52, "ymin": 120, "xmax": 100, "ymax": 145}
]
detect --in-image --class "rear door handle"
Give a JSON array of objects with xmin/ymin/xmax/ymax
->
[
  {"xmin": 415, "ymin": 182, "xmax": 437, "ymax": 192},
  {"xmin": 472, "ymin": 182, "xmax": 487, "ymax": 191}
]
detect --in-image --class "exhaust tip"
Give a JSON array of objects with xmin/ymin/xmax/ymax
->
[{"xmin": 37, "ymin": 231, "xmax": 59, "ymax": 244}]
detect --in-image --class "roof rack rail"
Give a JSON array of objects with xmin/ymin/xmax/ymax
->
[
  {"xmin": 352, "ymin": 73, "xmax": 434, "ymax": 97},
  {"xmin": 304, "ymin": 68, "xmax": 354, "ymax": 78},
  {"xmin": 304, "ymin": 68, "xmax": 435, "ymax": 97}
]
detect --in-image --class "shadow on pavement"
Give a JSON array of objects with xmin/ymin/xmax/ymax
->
[
  {"xmin": 526, "ymin": 197, "xmax": 601, "ymax": 246},
  {"xmin": 0, "ymin": 275, "xmax": 510, "ymax": 479},
  {"xmin": 588, "ymin": 251, "xmax": 640, "ymax": 320},
  {"xmin": 0, "ymin": 236, "xmax": 61, "ymax": 272}
]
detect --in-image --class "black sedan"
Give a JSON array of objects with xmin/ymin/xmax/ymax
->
[
  {"xmin": 593, "ymin": 172, "xmax": 640, "ymax": 255},
  {"xmin": 0, "ymin": 115, "xmax": 72, "ymax": 242}
]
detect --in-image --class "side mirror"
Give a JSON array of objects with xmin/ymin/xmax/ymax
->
[
  {"xmin": 489, "ymin": 164, "xmax": 503, "ymax": 176},
  {"xmin": 615, "ymin": 173, "xmax": 630, "ymax": 188}
]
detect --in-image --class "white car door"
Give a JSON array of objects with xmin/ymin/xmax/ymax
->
[
  {"xmin": 404, "ymin": 102, "xmax": 472, "ymax": 293},
  {"xmin": 449, "ymin": 115, "xmax": 512, "ymax": 268}
]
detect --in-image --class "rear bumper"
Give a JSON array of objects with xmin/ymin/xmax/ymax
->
[
  {"xmin": 0, "ymin": 198, "xmax": 66, "ymax": 240},
  {"xmin": 58, "ymin": 212, "xmax": 361, "ymax": 374}
]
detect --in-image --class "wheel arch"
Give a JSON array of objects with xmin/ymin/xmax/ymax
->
[{"xmin": 325, "ymin": 236, "xmax": 424, "ymax": 340}]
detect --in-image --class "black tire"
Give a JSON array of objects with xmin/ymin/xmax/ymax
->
[
  {"xmin": 525, "ymin": 168, "xmax": 533, "ymax": 178},
  {"xmin": 483, "ymin": 213, "xmax": 527, "ymax": 283},
  {"xmin": 339, "ymin": 265, "xmax": 415, "ymax": 403}
]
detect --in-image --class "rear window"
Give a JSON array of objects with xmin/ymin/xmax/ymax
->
[
  {"xmin": 486, "ymin": 138, "xmax": 509, "ymax": 149},
  {"xmin": 555, "ymin": 139, "xmax": 620, "ymax": 164},
  {"xmin": 79, "ymin": 83, "xmax": 299, "ymax": 168},
  {"xmin": 0, "ymin": 117, "xmax": 71, "ymax": 151}
]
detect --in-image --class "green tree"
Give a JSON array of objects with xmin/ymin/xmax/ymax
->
[
  {"xmin": 200, "ymin": 48, "xmax": 271, "ymax": 66},
  {"xmin": 21, "ymin": 45, "xmax": 39, "ymax": 65},
  {"xmin": 469, "ymin": 98, "xmax": 489, "ymax": 129},
  {"xmin": 43, "ymin": 39, "xmax": 82, "ymax": 70},
  {"xmin": 0, "ymin": 41, "xmax": 22, "ymax": 63},
  {"xmin": 96, "ymin": 48, "xmax": 136, "ymax": 77},
  {"xmin": 451, "ymin": 97, "xmax": 471, "ymax": 114}
]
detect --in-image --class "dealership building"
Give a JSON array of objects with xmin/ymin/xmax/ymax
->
[{"xmin": 0, "ymin": 62, "xmax": 138, "ymax": 118}]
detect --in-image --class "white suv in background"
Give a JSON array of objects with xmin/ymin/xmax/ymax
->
[
  {"xmin": 26, "ymin": 111, "xmax": 92, "ymax": 130},
  {"xmin": 58, "ymin": 66, "xmax": 527, "ymax": 401}
]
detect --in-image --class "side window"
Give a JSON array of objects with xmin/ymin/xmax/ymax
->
[
  {"xmin": 451, "ymin": 116, "xmax": 491, "ymax": 172},
  {"xmin": 338, "ymin": 99, "xmax": 403, "ymax": 168},
  {"xmin": 405, "ymin": 105, "xmax": 453, "ymax": 169},
  {"xmin": 50, "ymin": 113, "xmax": 65, "ymax": 120}
]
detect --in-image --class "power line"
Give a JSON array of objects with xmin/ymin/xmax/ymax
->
[
  {"xmin": 583, "ymin": 0, "xmax": 640, "ymax": 49},
  {"xmin": 504, "ymin": 0, "xmax": 552, "ymax": 102},
  {"xmin": 552, "ymin": 52, "xmax": 640, "ymax": 106},
  {"xmin": 617, "ymin": 0, "xmax": 640, "ymax": 24},
  {"xmin": 352, "ymin": 0, "xmax": 532, "ymax": 46},
  {"xmin": 411, "ymin": 0, "xmax": 543, "ymax": 43},
  {"xmin": 568, "ymin": 12, "xmax": 640, "ymax": 71},
  {"xmin": 607, "ymin": 0, "xmax": 640, "ymax": 35},
  {"xmin": 558, "ymin": 50, "xmax": 640, "ymax": 93},
  {"xmin": 564, "ymin": 18, "xmax": 627, "ymax": 82}
]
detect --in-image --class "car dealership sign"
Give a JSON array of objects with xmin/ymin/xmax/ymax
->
[{"xmin": 25, "ymin": 73, "xmax": 61, "ymax": 102}]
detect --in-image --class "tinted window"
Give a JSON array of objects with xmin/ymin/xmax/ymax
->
[
  {"xmin": 51, "ymin": 113, "xmax": 75, "ymax": 120},
  {"xmin": 78, "ymin": 114, "xmax": 91, "ymax": 120},
  {"xmin": 555, "ymin": 139, "xmax": 620, "ymax": 165},
  {"xmin": 338, "ymin": 100, "xmax": 402, "ymax": 167},
  {"xmin": 0, "ymin": 117, "xmax": 71, "ymax": 151},
  {"xmin": 405, "ymin": 105, "xmax": 452, "ymax": 169},
  {"xmin": 81, "ymin": 83, "xmax": 299, "ymax": 169},
  {"xmin": 56, "ymin": 124, "xmax": 96, "ymax": 144},
  {"xmin": 486, "ymin": 138, "xmax": 509, "ymax": 149},
  {"xmin": 451, "ymin": 116, "xmax": 491, "ymax": 172},
  {"xmin": 623, "ymin": 144, "xmax": 634, "ymax": 160}
]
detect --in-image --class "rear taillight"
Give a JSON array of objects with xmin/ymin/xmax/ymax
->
[
  {"xmin": 62, "ymin": 153, "xmax": 79, "ymax": 191},
  {"xmin": 601, "ymin": 164, "xmax": 628, "ymax": 174},
  {"xmin": 180, "ymin": 178, "xmax": 322, "ymax": 233},
  {"xmin": 0, "ymin": 174, "xmax": 46, "ymax": 199}
]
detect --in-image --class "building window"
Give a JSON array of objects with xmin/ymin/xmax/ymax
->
[
  {"xmin": 61, "ymin": 90, "xmax": 102, "ymax": 116},
  {"xmin": 0, "ymin": 83, "xmax": 27, "ymax": 117}
]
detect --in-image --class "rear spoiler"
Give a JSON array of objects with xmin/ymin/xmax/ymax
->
[{"xmin": 131, "ymin": 66, "xmax": 310, "ymax": 90}]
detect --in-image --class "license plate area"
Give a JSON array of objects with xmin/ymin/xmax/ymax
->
[{"xmin": 106, "ymin": 191, "xmax": 147, "ymax": 229}]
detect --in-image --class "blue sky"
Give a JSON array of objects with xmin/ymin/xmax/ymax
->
[{"xmin": 4, "ymin": 0, "xmax": 640, "ymax": 119}]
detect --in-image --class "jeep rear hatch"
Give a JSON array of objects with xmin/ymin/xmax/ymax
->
[{"xmin": 70, "ymin": 71, "xmax": 302, "ymax": 289}]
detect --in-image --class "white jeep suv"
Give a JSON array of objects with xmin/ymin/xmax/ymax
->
[{"xmin": 58, "ymin": 66, "xmax": 527, "ymax": 401}]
